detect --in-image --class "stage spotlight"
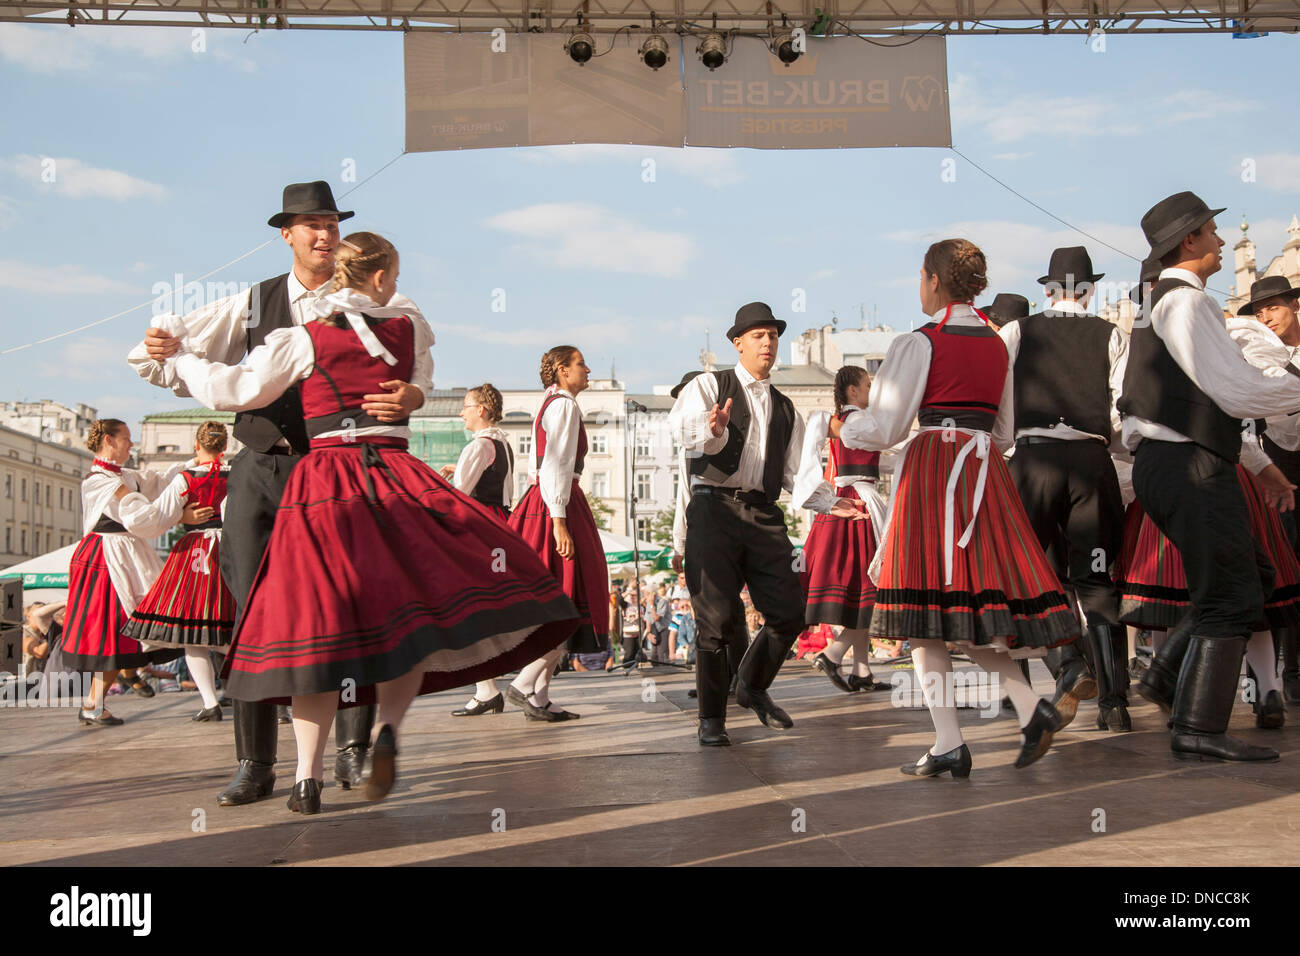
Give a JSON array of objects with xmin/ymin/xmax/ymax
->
[
  {"xmin": 771, "ymin": 31, "xmax": 800, "ymax": 65},
  {"xmin": 697, "ymin": 33, "xmax": 726, "ymax": 71},
  {"xmin": 566, "ymin": 31, "xmax": 594, "ymax": 64},
  {"xmin": 639, "ymin": 33, "xmax": 669, "ymax": 70}
]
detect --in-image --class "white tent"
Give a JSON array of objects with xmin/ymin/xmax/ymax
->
[
  {"xmin": 0, "ymin": 543, "xmax": 76, "ymax": 603},
  {"xmin": 599, "ymin": 529, "xmax": 667, "ymax": 576}
]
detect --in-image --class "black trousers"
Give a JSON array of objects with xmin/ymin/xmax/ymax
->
[
  {"xmin": 684, "ymin": 493, "xmax": 803, "ymax": 718},
  {"xmin": 1010, "ymin": 440, "xmax": 1124, "ymax": 628},
  {"xmin": 220, "ymin": 447, "xmax": 373, "ymax": 762},
  {"xmin": 1132, "ymin": 441, "xmax": 1264, "ymax": 639}
]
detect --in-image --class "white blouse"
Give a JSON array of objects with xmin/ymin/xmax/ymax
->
[
  {"xmin": 454, "ymin": 426, "xmax": 514, "ymax": 506},
  {"xmin": 532, "ymin": 386, "xmax": 583, "ymax": 519}
]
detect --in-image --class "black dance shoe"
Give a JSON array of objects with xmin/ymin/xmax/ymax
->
[
  {"xmin": 364, "ymin": 725, "xmax": 398, "ymax": 802},
  {"xmin": 192, "ymin": 705, "xmax": 223, "ymax": 722},
  {"xmin": 522, "ymin": 699, "xmax": 579, "ymax": 722},
  {"xmin": 505, "ymin": 685, "xmax": 530, "ymax": 708},
  {"xmin": 845, "ymin": 673, "xmax": 891, "ymax": 692},
  {"xmin": 335, "ymin": 746, "xmax": 368, "ymax": 790},
  {"xmin": 1172, "ymin": 733, "xmax": 1279, "ymax": 762},
  {"xmin": 687, "ymin": 689, "xmax": 698, "ymax": 698},
  {"xmin": 812, "ymin": 653, "xmax": 853, "ymax": 693},
  {"xmin": 217, "ymin": 760, "xmax": 275, "ymax": 807},
  {"xmin": 900, "ymin": 744, "xmax": 972, "ymax": 778},
  {"xmin": 218, "ymin": 696, "xmax": 233, "ymax": 708},
  {"xmin": 1256, "ymin": 690, "xmax": 1286, "ymax": 730},
  {"xmin": 1015, "ymin": 700, "xmax": 1064, "ymax": 769},
  {"xmin": 1048, "ymin": 663, "xmax": 1095, "ymax": 729},
  {"xmin": 116, "ymin": 673, "xmax": 155, "ymax": 698},
  {"xmin": 77, "ymin": 709, "xmax": 124, "ymax": 727},
  {"xmin": 1097, "ymin": 702, "xmax": 1132, "ymax": 732},
  {"xmin": 451, "ymin": 693, "xmax": 504, "ymax": 716},
  {"xmin": 286, "ymin": 778, "xmax": 322, "ymax": 814},
  {"xmin": 735, "ymin": 680, "xmax": 794, "ymax": 729},
  {"xmin": 698, "ymin": 718, "xmax": 731, "ymax": 747}
]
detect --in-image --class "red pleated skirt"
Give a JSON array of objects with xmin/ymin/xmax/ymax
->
[
  {"xmin": 801, "ymin": 488, "xmax": 878, "ymax": 629},
  {"xmin": 123, "ymin": 529, "xmax": 235, "ymax": 648},
  {"xmin": 508, "ymin": 479, "xmax": 609, "ymax": 653},
  {"xmin": 62, "ymin": 534, "xmax": 179, "ymax": 671},
  {"xmin": 1119, "ymin": 465, "xmax": 1300, "ymax": 629},
  {"xmin": 222, "ymin": 440, "xmax": 580, "ymax": 704},
  {"xmin": 868, "ymin": 430, "xmax": 1078, "ymax": 649}
]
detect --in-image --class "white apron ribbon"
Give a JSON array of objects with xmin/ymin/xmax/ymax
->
[{"xmin": 942, "ymin": 430, "xmax": 992, "ymax": 586}]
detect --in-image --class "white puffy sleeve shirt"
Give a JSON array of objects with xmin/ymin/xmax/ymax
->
[{"xmin": 535, "ymin": 388, "xmax": 582, "ymax": 519}]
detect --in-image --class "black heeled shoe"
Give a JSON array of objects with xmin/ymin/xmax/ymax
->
[
  {"xmin": 735, "ymin": 680, "xmax": 794, "ymax": 729},
  {"xmin": 192, "ymin": 705, "xmax": 223, "ymax": 722},
  {"xmin": 523, "ymin": 699, "xmax": 579, "ymax": 722},
  {"xmin": 505, "ymin": 685, "xmax": 530, "ymax": 708},
  {"xmin": 1097, "ymin": 702, "xmax": 1132, "ymax": 732},
  {"xmin": 845, "ymin": 673, "xmax": 891, "ymax": 692},
  {"xmin": 900, "ymin": 744, "xmax": 972, "ymax": 778},
  {"xmin": 451, "ymin": 693, "xmax": 504, "ymax": 716},
  {"xmin": 286, "ymin": 778, "xmax": 322, "ymax": 814},
  {"xmin": 813, "ymin": 653, "xmax": 854, "ymax": 693},
  {"xmin": 1257, "ymin": 690, "xmax": 1286, "ymax": 729},
  {"xmin": 117, "ymin": 673, "xmax": 155, "ymax": 698},
  {"xmin": 698, "ymin": 718, "xmax": 731, "ymax": 747},
  {"xmin": 78, "ymin": 709, "xmax": 124, "ymax": 727},
  {"xmin": 364, "ymin": 725, "xmax": 398, "ymax": 802},
  {"xmin": 1015, "ymin": 700, "xmax": 1064, "ymax": 768}
]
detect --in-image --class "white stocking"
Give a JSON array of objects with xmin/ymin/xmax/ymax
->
[
  {"xmin": 910, "ymin": 638, "xmax": 963, "ymax": 756},
  {"xmin": 528, "ymin": 646, "xmax": 565, "ymax": 709},
  {"xmin": 1247, "ymin": 631, "xmax": 1282, "ymax": 697},
  {"xmin": 822, "ymin": 634, "xmax": 850, "ymax": 665},
  {"xmin": 185, "ymin": 648, "xmax": 219, "ymax": 709},
  {"xmin": 844, "ymin": 628, "xmax": 873, "ymax": 677},
  {"xmin": 964, "ymin": 645, "xmax": 1041, "ymax": 729},
  {"xmin": 290, "ymin": 691, "xmax": 338, "ymax": 784}
]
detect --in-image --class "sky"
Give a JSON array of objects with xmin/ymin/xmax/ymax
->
[{"xmin": 1, "ymin": 23, "xmax": 1298, "ymax": 426}]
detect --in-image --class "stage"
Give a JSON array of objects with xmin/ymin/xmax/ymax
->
[{"xmin": 2, "ymin": 659, "xmax": 1296, "ymax": 867}]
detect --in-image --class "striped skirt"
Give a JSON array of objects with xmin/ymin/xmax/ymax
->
[
  {"xmin": 868, "ymin": 430, "xmax": 1078, "ymax": 653},
  {"xmin": 802, "ymin": 488, "xmax": 878, "ymax": 629},
  {"xmin": 122, "ymin": 529, "xmax": 235, "ymax": 648},
  {"xmin": 1119, "ymin": 465, "xmax": 1300, "ymax": 629}
]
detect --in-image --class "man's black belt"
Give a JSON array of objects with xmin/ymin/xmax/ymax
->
[
  {"xmin": 692, "ymin": 486, "xmax": 771, "ymax": 507},
  {"xmin": 1016, "ymin": 435, "xmax": 1105, "ymax": 447}
]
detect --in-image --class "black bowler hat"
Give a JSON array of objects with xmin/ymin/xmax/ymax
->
[
  {"xmin": 983, "ymin": 293, "xmax": 1029, "ymax": 326},
  {"xmin": 1238, "ymin": 276, "xmax": 1300, "ymax": 316},
  {"xmin": 670, "ymin": 370, "xmax": 703, "ymax": 400},
  {"xmin": 268, "ymin": 181, "xmax": 355, "ymax": 228},
  {"xmin": 1038, "ymin": 246, "xmax": 1104, "ymax": 287},
  {"xmin": 1129, "ymin": 256, "xmax": 1161, "ymax": 305},
  {"xmin": 726, "ymin": 302, "xmax": 786, "ymax": 340},
  {"xmin": 1140, "ymin": 191, "xmax": 1226, "ymax": 261}
]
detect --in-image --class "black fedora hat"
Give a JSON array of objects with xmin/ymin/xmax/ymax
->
[
  {"xmin": 1129, "ymin": 256, "xmax": 1162, "ymax": 305},
  {"xmin": 670, "ymin": 370, "xmax": 704, "ymax": 399},
  {"xmin": 983, "ymin": 293, "xmax": 1029, "ymax": 325},
  {"xmin": 1038, "ymin": 246, "xmax": 1103, "ymax": 287},
  {"xmin": 268, "ymin": 181, "xmax": 354, "ymax": 228},
  {"xmin": 1140, "ymin": 191, "xmax": 1226, "ymax": 261},
  {"xmin": 1238, "ymin": 276, "xmax": 1300, "ymax": 316},
  {"xmin": 726, "ymin": 302, "xmax": 786, "ymax": 340}
]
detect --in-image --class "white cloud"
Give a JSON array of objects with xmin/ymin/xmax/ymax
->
[
  {"xmin": 34, "ymin": 337, "xmax": 133, "ymax": 382},
  {"xmin": 517, "ymin": 144, "xmax": 744, "ymax": 188},
  {"xmin": 0, "ymin": 154, "xmax": 167, "ymax": 201},
  {"xmin": 812, "ymin": 267, "xmax": 837, "ymax": 280},
  {"xmin": 0, "ymin": 260, "xmax": 140, "ymax": 295},
  {"xmin": 991, "ymin": 152, "xmax": 1035, "ymax": 161},
  {"xmin": 1159, "ymin": 90, "xmax": 1260, "ymax": 124},
  {"xmin": 484, "ymin": 202, "xmax": 693, "ymax": 278},
  {"xmin": 0, "ymin": 23, "xmax": 256, "ymax": 74},
  {"xmin": 1245, "ymin": 154, "xmax": 1300, "ymax": 194},
  {"xmin": 435, "ymin": 318, "xmax": 635, "ymax": 349}
]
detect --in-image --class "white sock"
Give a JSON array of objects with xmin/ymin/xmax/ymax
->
[
  {"xmin": 964, "ymin": 645, "xmax": 1041, "ymax": 728},
  {"xmin": 527, "ymin": 647, "xmax": 565, "ymax": 709},
  {"xmin": 1127, "ymin": 626, "xmax": 1138, "ymax": 662},
  {"xmin": 185, "ymin": 648, "xmax": 220, "ymax": 709},
  {"xmin": 475, "ymin": 679, "xmax": 499, "ymax": 701},
  {"xmin": 1247, "ymin": 631, "xmax": 1282, "ymax": 697},
  {"xmin": 844, "ymin": 629, "xmax": 873, "ymax": 677},
  {"xmin": 511, "ymin": 657, "xmax": 550, "ymax": 697},
  {"xmin": 911, "ymin": 638, "xmax": 963, "ymax": 755},
  {"xmin": 291, "ymin": 692, "xmax": 337, "ymax": 784},
  {"xmin": 822, "ymin": 636, "xmax": 849, "ymax": 666}
]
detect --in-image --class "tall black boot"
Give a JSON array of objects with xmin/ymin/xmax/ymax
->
[
  {"xmin": 1048, "ymin": 639, "xmax": 1096, "ymax": 728},
  {"xmin": 1136, "ymin": 611, "xmax": 1195, "ymax": 714},
  {"xmin": 1276, "ymin": 627, "xmax": 1300, "ymax": 704},
  {"xmin": 735, "ymin": 627, "xmax": 796, "ymax": 729},
  {"xmin": 217, "ymin": 700, "xmax": 278, "ymax": 806},
  {"xmin": 695, "ymin": 649, "xmax": 730, "ymax": 746},
  {"xmin": 335, "ymin": 703, "xmax": 375, "ymax": 790},
  {"xmin": 1090, "ymin": 624, "xmax": 1132, "ymax": 732},
  {"xmin": 1171, "ymin": 636, "xmax": 1279, "ymax": 762}
]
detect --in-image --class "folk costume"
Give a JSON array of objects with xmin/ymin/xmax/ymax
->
[
  {"xmin": 999, "ymin": 246, "xmax": 1131, "ymax": 731},
  {"xmin": 839, "ymin": 301, "xmax": 1078, "ymax": 775},
  {"xmin": 122, "ymin": 459, "xmax": 237, "ymax": 718},
  {"xmin": 127, "ymin": 182, "xmax": 382, "ymax": 803},
  {"xmin": 668, "ymin": 303, "xmax": 814, "ymax": 746},
  {"xmin": 1119, "ymin": 191, "xmax": 1300, "ymax": 762}
]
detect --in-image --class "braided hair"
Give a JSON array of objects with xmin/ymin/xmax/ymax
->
[
  {"xmin": 195, "ymin": 421, "xmax": 228, "ymax": 454},
  {"xmin": 540, "ymin": 346, "xmax": 580, "ymax": 388},
  {"xmin": 332, "ymin": 231, "xmax": 397, "ymax": 295},
  {"xmin": 86, "ymin": 418, "xmax": 126, "ymax": 453},
  {"xmin": 469, "ymin": 384, "xmax": 504, "ymax": 424},
  {"xmin": 833, "ymin": 365, "xmax": 869, "ymax": 415},
  {"xmin": 923, "ymin": 238, "xmax": 989, "ymax": 303}
]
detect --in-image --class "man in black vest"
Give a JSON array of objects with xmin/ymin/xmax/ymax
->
[
  {"xmin": 669, "ymin": 303, "xmax": 856, "ymax": 746},
  {"xmin": 1118, "ymin": 191, "xmax": 1300, "ymax": 762},
  {"xmin": 128, "ymin": 181, "xmax": 428, "ymax": 803},
  {"xmin": 999, "ymin": 247, "xmax": 1131, "ymax": 731}
]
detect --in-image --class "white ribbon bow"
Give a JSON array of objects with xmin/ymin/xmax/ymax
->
[
  {"xmin": 943, "ymin": 430, "xmax": 992, "ymax": 586},
  {"xmin": 307, "ymin": 289, "xmax": 432, "ymax": 367}
]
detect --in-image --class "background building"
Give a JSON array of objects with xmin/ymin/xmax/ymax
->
[
  {"xmin": 0, "ymin": 400, "xmax": 97, "ymax": 450},
  {"xmin": 0, "ymin": 424, "xmax": 91, "ymax": 571},
  {"xmin": 1229, "ymin": 214, "xmax": 1300, "ymax": 315}
]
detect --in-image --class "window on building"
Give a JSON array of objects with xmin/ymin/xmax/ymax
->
[
  {"xmin": 635, "ymin": 472, "xmax": 652, "ymax": 500},
  {"xmin": 636, "ymin": 517, "xmax": 652, "ymax": 541},
  {"xmin": 20, "ymin": 529, "xmax": 26, "ymax": 553},
  {"xmin": 34, "ymin": 481, "xmax": 39, "ymax": 505},
  {"xmin": 635, "ymin": 434, "xmax": 652, "ymax": 458},
  {"xmin": 518, "ymin": 434, "xmax": 533, "ymax": 457},
  {"xmin": 4, "ymin": 528, "xmax": 9, "ymax": 552},
  {"xmin": 590, "ymin": 433, "xmax": 608, "ymax": 454},
  {"xmin": 4, "ymin": 475, "xmax": 9, "ymax": 498},
  {"xmin": 60, "ymin": 417, "xmax": 71, "ymax": 431},
  {"xmin": 592, "ymin": 472, "xmax": 609, "ymax": 498},
  {"xmin": 46, "ymin": 486, "xmax": 51, "ymax": 507},
  {"xmin": 672, "ymin": 470, "xmax": 680, "ymax": 501},
  {"xmin": 20, "ymin": 478, "xmax": 26, "ymax": 501}
]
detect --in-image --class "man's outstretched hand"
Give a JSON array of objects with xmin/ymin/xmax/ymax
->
[
  {"xmin": 362, "ymin": 380, "xmax": 425, "ymax": 422},
  {"xmin": 144, "ymin": 328, "xmax": 181, "ymax": 362},
  {"xmin": 708, "ymin": 398, "xmax": 733, "ymax": 438}
]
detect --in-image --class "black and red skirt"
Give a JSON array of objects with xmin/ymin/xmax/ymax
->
[
  {"xmin": 222, "ymin": 439, "xmax": 580, "ymax": 704},
  {"xmin": 868, "ymin": 430, "xmax": 1078, "ymax": 651},
  {"xmin": 62, "ymin": 534, "xmax": 180, "ymax": 671},
  {"xmin": 1119, "ymin": 465, "xmax": 1300, "ymax": 629},
  {"xmin": 122, "ymin": 527, "xmax": 235, "ymax": 648},
  {"xmin": 508, "ymin": 479, "xmax": 609, "ymax": 654},
  {"xmin": 802, "ymin": 488, "xmax": 878, "ymax": 629}
]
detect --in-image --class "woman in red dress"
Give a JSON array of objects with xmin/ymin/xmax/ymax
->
[
  {"xmin": 505, "ymin": 347, "xmax": 610, "ymax": 722},
  {"xmin": 162, "ymin": 232, "xmax": 580, "ymax": 812}
]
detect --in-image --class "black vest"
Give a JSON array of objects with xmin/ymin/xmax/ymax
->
[
  {"xmin": 1117, "ymin": 277, "xmax": 1242, "ymax": 463},
  {"xmin": 686, "ymin": 369, "xmax": 795, "ymax": 503},
  {"xmin": 470, "ymin": 438, "xmax": 513, "ymax": 509},
  {"xmin": 1264, "ymin": 435, "xmax": 1300, "ymax": 486},
  {"xmin": 1011, "ymin": 312, "xmax": 1113, "ymax": 438},
  {"xmin": 231, "ymin": 274, "xmax": 310, "ymax": 455}
]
